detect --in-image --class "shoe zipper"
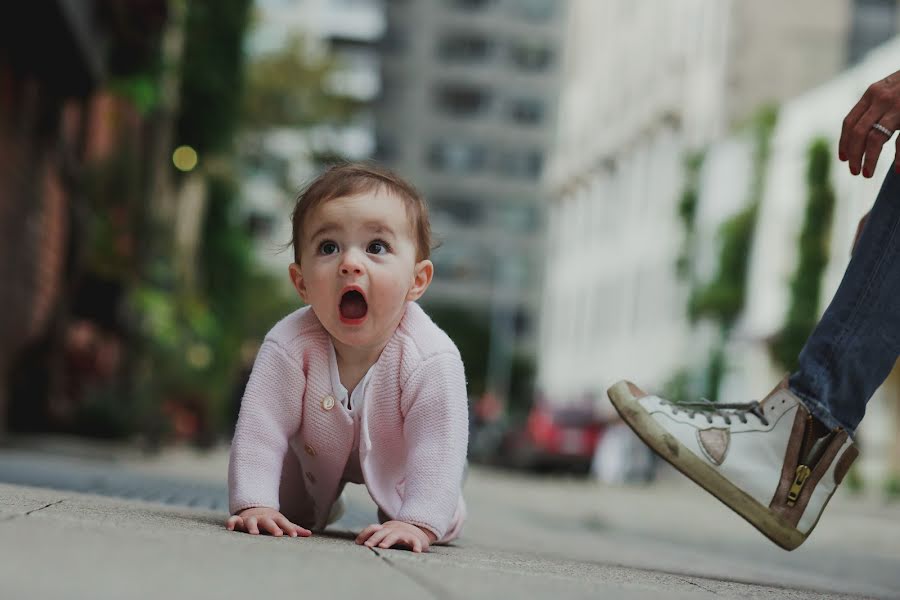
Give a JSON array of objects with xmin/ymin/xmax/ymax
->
[
  {"xmin": 787, "ymin": 414, "xmax": 837, "ymax": 506},
  {"xmin": 787, "ymin": 465, "xmax": 811, "ymax": 506},
  {"xmin": 787, "ymin": 415, "xmax": 817, "ymax": 506}
]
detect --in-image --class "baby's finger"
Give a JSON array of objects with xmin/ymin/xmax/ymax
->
[
  {"xmin": 412, "ymin": 536, "xmax": 423, "ymax": 553},
  {"xmin": 356, "ymin": 524, "xmax": 382, "ymax": 545},
  {"xmin": 364, "ymin": 528, "xmax": 391, "ymax": 548},
  {"xmin": 260, "ymin": 517, "xmax": 283, "ymax": 536},
  {"xmin": 275, "ymin": 516, "xmax": 310, "ymax": 538},
  {"xmin": 246, "ymin": 516, "xmax": 260, "ymax": 535},
  {"xmin": 378, "ymin": 532, "xmax": 402, "ymax": 549},
  {"xmin": 226, "ymin": 515, "xmax": 243, "ymax": 531}
]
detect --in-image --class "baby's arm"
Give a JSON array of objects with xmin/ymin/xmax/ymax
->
[
  {"xmin": 394, "ymin": 352, "xmax": 469, "ymax": 544},
  {"xmin": 227, "ymin": 340, "xmax": 306, "ymax": 533}
]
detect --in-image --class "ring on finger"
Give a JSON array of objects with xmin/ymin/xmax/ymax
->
[{"xmin": 872, "ymin": 122, "xmax": 893, "ymax": 137}]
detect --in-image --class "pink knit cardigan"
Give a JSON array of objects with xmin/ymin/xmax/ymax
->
[{"xmin": 228, "ymin": 302, "xmax": 468, "ymax": 542}]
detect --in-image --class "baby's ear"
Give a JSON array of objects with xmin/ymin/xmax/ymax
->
[
  {"xmin": 407, "ymin": 259, "xmax": 434, "ymax": 301},
  {"xmin": 289, "ymin": 263, "xmax": 309, "ymax": 302}
]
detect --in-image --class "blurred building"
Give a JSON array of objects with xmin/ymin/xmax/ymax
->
[
  {"xmin": 538, "ymin": 0, "xmax": 900, "ymax": 405},
  {"xmin": 240, "ymin": 0, "xmax": 385, "ymax": 276},
  {"xmin": 0, "ymin": 0, "xmax": 167, "ymax": 433},
  {"xmin": 721, "ymin": 37, "xmax": 900, "ymax": 489},
  {"xmin": 373, "ymin": 0, "xmax": 567, "ymax": 378}
]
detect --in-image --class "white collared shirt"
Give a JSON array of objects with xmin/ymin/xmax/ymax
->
[
  {"xmin": 327, "ymin": 342, "xmax": 375, "ymax": 412},
  {"xmin": 328, "ymin": 342, "xmax": 376, "ymax": 485}
]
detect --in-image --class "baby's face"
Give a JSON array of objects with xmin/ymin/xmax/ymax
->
[{"xmin": 290, "ymin": 191, "xmax": 432, "ymax": 352}]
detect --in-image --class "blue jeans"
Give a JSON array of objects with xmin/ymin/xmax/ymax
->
[{"xmin": 789, "ymin": 169, "xmax": 900, "ymax": 436}]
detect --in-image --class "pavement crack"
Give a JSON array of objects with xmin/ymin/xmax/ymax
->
[
  {"xmin": 678, "ymin": 577, "xmax": 716, "ymax": 594},
  {"xmin": 0, "ymin": 499, "xmax": 65, "ymax": 523},
  {"xmin": 26, "ymin": 499, "xmax": 65, "ymax": 515},
  {"xmin": 367, "ymin": 547, "xmax": 452, "ymax": 600}
]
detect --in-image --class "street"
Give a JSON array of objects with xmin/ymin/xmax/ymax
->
[{"xmin": 0, "ymin": 439, "xmax": 898, "ymax": 599}]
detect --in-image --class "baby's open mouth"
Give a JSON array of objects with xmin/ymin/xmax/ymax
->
[{"xmin": 339, "ymin": 290, "xmax": 368, "ymax": 321}]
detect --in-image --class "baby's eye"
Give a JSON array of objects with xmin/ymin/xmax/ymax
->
[
  {"xmin": 318, "ymin": 241, "xmax": 339, "ymax": 255},
  {"xmin": 367, "ymin": 240, "xmax": 391, "ymax": 255}
]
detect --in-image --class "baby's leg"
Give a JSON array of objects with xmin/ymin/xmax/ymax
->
[{"xmin": 277, "ymin": 451, "xmax": 317, "ymax": 528}]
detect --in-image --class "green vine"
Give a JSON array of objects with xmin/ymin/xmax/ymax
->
[
  {"xmin": 769, "ymin": 137, "xmax": 836, "ymax": 371},
  {"xmin": 684, "ymin": 105, "xmax": 778, "ymax": 400},
  {"xmin": 690, "ymin": 105, "xmax": 777, "ymax": 329},
  {"xmin": 675, "ymin": 150, "xmax": 706, "ymax": 280}
]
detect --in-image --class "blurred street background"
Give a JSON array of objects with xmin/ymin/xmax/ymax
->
[{"xmin": 2, "ymin": 0, "xmax": 900, "ymax": 597}]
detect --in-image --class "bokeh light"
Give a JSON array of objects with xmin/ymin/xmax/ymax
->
[{"xmin": 172, "ymin": 145, "xmax": 198, "ymax": 172}]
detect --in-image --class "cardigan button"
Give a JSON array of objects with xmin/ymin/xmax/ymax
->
[
  {"xmin": 321, "ymin": 395, "xmax": 335, "ymax": 411},
  {"xmin": 304, "ymin": 443, "xmax": 317, "ymax": 457}
]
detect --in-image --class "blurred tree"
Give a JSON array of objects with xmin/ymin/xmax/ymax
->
[
  {"xmin": 175, "ymin": 0, "xmax": 252, "ymax": 156},
  {"xmin": 769, "ymin": 138, "xmax": 836, "ymax": 371},
  {"xmin": 241, "ymin": 35, "xmax": 358, "ymax": 130}
]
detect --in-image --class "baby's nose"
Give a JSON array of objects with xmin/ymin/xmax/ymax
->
[{"xmin": 340, "ymin": 252, "xmax": 364, "ymax": 275}]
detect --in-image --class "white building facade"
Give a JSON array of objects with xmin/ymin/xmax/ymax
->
[{"xmin": 538, "ymin": 0, "xmax": 888, "ymax": 403}]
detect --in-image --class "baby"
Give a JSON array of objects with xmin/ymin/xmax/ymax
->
[{"xmin": 226, "ymin": 163, "xmax": 468, "ymax": 552}]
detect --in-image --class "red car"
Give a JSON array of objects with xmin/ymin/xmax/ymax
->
[{"xmin": 500, "ymin": 402, "xmax": 605, "ymax": 474}]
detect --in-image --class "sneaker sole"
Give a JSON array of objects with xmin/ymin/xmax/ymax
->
[{"xmin": 607, "ymin": 381, "xmax": 806, "ymax": 551}]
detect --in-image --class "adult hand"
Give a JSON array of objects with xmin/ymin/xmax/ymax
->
[
  {"xmin": 355, "ymin": 520, "xmax": 436, "ymax": 553},
  {"xmin": 225, "ymin": 506, "xmax": 311, "ymax": 537},
  {"xmin": 839, "ymin": 69, "xmax": 900, "ymax": 178}
]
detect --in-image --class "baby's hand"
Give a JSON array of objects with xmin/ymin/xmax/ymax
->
[
  {"xmin": 225, "ymin": 507, "xmax": 311, "ymax": 537},
  {"xmin": 355, "ymin": 520, "xmax": 437, "ymax": 553}
]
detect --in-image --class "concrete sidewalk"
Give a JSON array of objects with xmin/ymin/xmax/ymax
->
[
  {"xmin": 1, "ymin": 439, "xmax": 898, "ymax": 599},
  {"xmin": 0, "ymin": 482, "xmax": 879, "ymax": 600}
]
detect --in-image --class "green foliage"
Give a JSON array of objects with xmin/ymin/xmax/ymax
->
[
  {"xmin": 689, "ymin": 204, "xmax": 759, "ymax": 326},
  {"xmin": 108, "ymin": 74, "xmax": 160, "ymax": 115},
  {"xmin": 769, "ymin": 138, "xmax": 836, "ymax": 371},
  {"xmin": 176, "ymin": 0, "xmax": 253, "ymax": 155},
  {"xmin": 241, "ymin": 35, "xmax": 359, "ymax": 130},
  {"xmin": 676, "ymin": 150, "xmax": 706, "ymax": 279},
  {"xmin": 705, "ymin": 342, "xmax": 726, "ymax": 402},
  {"xmin": 689, "ymin": 105, "xmax": 778, "ymax": 329},
  {"xmin": 679, "ymin": 105, "xmax": 778, "ymax": 403},
  {"xmin": 81, "ymin": 150, "xmax": 142, "ymax": 279}
]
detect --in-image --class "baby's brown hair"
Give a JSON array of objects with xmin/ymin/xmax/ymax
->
[{"xmin": 290, "ymin": 162, "xmax": 432, "ymax": 263}]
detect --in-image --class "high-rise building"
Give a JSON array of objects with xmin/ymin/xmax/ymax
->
[
  {"xmin": 241, "ymin": 0, "xmax": 386, "ymax": 275},
  {"xmin": 373, "ymin": 0, "xmax": 567, "ymax": 395}
]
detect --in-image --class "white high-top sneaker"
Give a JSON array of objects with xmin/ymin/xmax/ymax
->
[{"xmin": 607, "ymin": 378, "xmax": 859, "ymax": 550}]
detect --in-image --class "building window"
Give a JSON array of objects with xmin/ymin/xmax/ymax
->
[
  {"xmin": 446, "ymin": 0, "xmax": 494, "ymax": 10},
  {"xmin": 494, "ymin": 149, "xmax": 543, "ymax": 179},
  {"xmin": 506, "ymin": 0, "xmax": 556, "ymax": 21},
  {"xmin": 431, "ymin": 195, "xmax": 486, "ymax": 226},
  {"xmin": 380, "ymin": 22, "xmax": 408, "ymax": 54},
  {"xmin": 848, "ymin": 0, "xmax": 897, "ymax": 65},
  {"xmin": 374, "ymin": 132, "xmax": 400, "ymax": 161},
  {"xmin": 508, "ymin": 41, "xmax": 554, "ymax": 71},
  {"xmin": 437, "ymin": 33, "xmax": 495, "ymax": 63},
  {"xmin": 507, "ymin": 97, "xmax": 544, "ymax": 125},
  {"xmin": 427, "ymin": 140, "xmax": 487, "ymax": 173},
  {"xmin": 494, "ymin": 202, "xmax": 538, "ymax": 232},
  {"xmin": 435, "ymin": 84, "xmax": 493, "ymax": 117}
]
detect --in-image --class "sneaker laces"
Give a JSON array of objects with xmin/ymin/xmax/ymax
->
[{"xmin": 664, "ymin": 397, "xmax": 770, "ymax": 427}]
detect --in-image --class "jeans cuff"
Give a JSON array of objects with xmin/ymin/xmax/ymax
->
[{"xmin": 788, "ymin": 383, "xmax": 857, "ymax": 440}]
